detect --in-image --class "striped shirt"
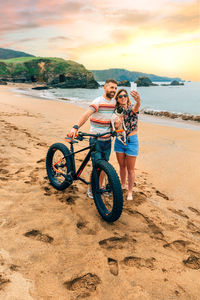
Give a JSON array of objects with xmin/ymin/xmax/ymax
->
[{"xmin": 89, "ymin": 96, "xmax": 116, "ymax": 140}]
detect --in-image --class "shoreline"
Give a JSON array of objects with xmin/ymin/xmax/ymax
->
[
  {"xmin": 9, "ymin": 83, "xmax": 200, "ymax": 132},
  {"xmin": 1, "ymin": 84, "xmax": 200, "ymax": 299}
]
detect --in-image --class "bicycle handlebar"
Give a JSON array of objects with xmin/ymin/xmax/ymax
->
[
  {"xmin": 76, "ymin": 130, "xmax": 122, "ymax": 139},
  {"xmin": 66, "ymin": 129, "xmax": 124, "ymax": 143}
]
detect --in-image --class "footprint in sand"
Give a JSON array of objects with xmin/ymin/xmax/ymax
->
[
  {"xmin": 168, "ymin": 208, "xmax": 189, "ymax": 219},
  {"xmin": 123, "ymin": 256, "xmax": 156, "ymax": 270},
  {"xmin": 122, "ymin": 209, "xmax": 165, "ymax": 239},
  {"xmin": 163, "ymin": 240, "xmax": 190, "ymax": 252},
  {"xmin": 99, "ymin": 235, "xmax": 136, "ymax": 250},
  {"xmin": 134, "ymin": 211, "xmax": 165, "ymax": 239},
  {"xmin": 25, "ymin": 167, "xmax": 40, "ymax": 185},
  {"xmin": 0, "ymin": 158, "xmax": 9, "ymax": 168},
  {"xmin": 155, "ymin": 190, "xmax": 169, "ymax": 200},
  {"xmin": 37, "ymin": 158, "xmax": 45, "ymax": 164},
  {"xmin": 0, "ymin": 169, "xmax": 9, "ymax": 175},
  {"xmin": 24, "ymin": 230, "xmax": 54, "ymax": 243},
  {"xmin": 0, "ymin": 274, "xmax": 10, "ymax": 290},
  {"xmin": 107, "ymin": 258, "xmax": 118, "ymax": 276},
  {"xmin": 183, "ymin": 255, "xmax": 200, "ymax": 270},
  {"xmin": 187, "ymin": 249, "xmax": 200, "ymax": 257},
  {"xmin": 36, "ymin": 142, "xmax": 48, "ymax": 147},
  {"xmin": 56, "ymin": 185, "xmax": 79, "ymax": 203},
  {"xmin": 60, "ymin": 195, "xmax": 77, "ymax": 204},
  {"xmin": 187, "ymin": 221, "xmax": 200, "ymax": 236},
  {"xmin": 76, "ymin": 219, "xmax": 96, "ymax": 235},
  {"xmin": 9, "ymin": 264, "xmax": 20, "ymax": 272},
  {"xmin": 14, "ymin": 167, "xmax": 25, "ymax": 175},
  {"xmin": 64, "ymin": 273, "xmax": 101, "ymax": 298},
  {"xmin": 188, "ymin": 207, "xmax": 200, "ymax": 217},
  {"xmin": 130, "ymin": 191, "xmax": 147, "ymax": 206},
  {"xmin": 0, "ymin": 168, "xmax": 10, "ymax": 182}
]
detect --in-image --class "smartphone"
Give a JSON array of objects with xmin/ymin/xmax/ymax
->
[{"xmin": 131, "ymin": 82, "xmax": 137, "ymax": 91}]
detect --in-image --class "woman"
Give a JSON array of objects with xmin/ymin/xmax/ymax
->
[{"xmin": 114, "ymin": 88, "xmax": 141, "ymax": 200}]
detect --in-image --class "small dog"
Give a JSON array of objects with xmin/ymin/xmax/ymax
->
[{"xmin": 111, "ymin": 107, "xmax": 127, "ymax": 145}]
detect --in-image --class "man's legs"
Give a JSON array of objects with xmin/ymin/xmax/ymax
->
[{"xmin": 88, "ymin": 139, "xmax": 111, "ymax": 198}]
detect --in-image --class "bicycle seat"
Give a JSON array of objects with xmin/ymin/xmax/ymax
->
[{"xmin": 65, "ymin": 137, "xmax": 78, "ymax": 144}]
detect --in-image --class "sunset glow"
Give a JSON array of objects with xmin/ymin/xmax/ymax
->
[{"xmin": 1, "ymin": 0, "xmax": 199, "ymax": 80}]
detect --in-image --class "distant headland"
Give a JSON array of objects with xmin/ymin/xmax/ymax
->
[
  {"xmin": 91, "ymin": 68, "xmax": 182, "ymax": 83},
  {"xmin": 0, "ymin": 48, "xmax": 184, "ymax": 89}
]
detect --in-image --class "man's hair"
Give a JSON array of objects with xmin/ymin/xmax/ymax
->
[{"xmin": 105, "ymin": 79, "xmax": 117, "ymax": 85}]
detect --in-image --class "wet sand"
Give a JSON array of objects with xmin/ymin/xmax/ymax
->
[{"xmin": 0, "ymin": 84, "xmax": 200, "ymax": 299}]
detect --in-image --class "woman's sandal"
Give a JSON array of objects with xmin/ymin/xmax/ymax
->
[{"xmin": 127, "ymin": 194, "xmax": 133, "ymax": 201}]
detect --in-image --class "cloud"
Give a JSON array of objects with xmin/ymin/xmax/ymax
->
[
  {"xmin": 160, "ymin": 3, "xmax": 199, "ymax": 33},
  {"xmin": 104, "ymin": 9, "xmax": 154, "ymax": 26},
  {"xmin": 49, "ymin": 36, "xmax": 72, "ymax": 42},
  {"xmin": 0, "ymin": 0, "xmax": 93, "ymax": 35}
]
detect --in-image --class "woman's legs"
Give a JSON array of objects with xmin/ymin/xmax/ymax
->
[
  {"xmin": 116, "ymin": 152, "xmax": 127, "ymax": 188},
  {"xmin": 126, "ymin": 155, "xmax": 137, "ymax": 200}
]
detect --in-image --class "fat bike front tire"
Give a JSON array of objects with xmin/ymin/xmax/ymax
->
[{"xmin": 91, "ymin": 160, "xmax": 123, "ymax": 222}]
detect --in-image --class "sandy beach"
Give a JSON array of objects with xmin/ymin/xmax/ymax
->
[{"xmin": 0, "ymin": 84, "xmax": 200, "ymax": 300}]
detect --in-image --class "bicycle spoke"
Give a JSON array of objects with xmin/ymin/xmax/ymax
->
[
  {"xmin": 98, "ymin": 170, "xmax": 114, "ymax": 213},
  {"xmin": 52, "ymin": 150, "xmax": 68, "ymax": 184}
]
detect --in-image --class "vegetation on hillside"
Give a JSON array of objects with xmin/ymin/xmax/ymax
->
[
  {"xmin": 91, "ymin": 68, "xmax": 181, "ymax": 82},
  {"xmin": 0, "ymin": 57, "xmax": 98, "ymax": 88},
  {"xmin": 0, "ymin": 48, "xmax": 34, "ymax": 59}
]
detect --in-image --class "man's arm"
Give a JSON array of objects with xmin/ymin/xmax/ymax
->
[{"xmin": 69, "ymin": 108, "xmax": 94, "ymax": 138}]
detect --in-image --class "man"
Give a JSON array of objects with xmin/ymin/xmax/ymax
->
[{"xmin": 69, "ymin": 78, "xmax": 118, "ymax": 198}]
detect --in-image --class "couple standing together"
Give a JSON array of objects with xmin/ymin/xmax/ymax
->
[{"xmin": 69, "ymin": 79, "xmax": 141, "ymax": 201}]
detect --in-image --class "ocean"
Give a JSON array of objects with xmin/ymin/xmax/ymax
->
[
  {"xmin": 16, "ymin": 82, "xmax": 200, "ymax": 115},
  {"xmin": 16, "ymin": 81, "xmax": 200, "ymax": 116}
]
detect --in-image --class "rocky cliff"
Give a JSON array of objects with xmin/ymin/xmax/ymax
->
[{"xmin": 0, "ymin": 57, "xmax": 99, "ymax": 89}]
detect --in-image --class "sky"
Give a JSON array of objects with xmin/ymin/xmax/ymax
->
[{"xmin": 0, "ymin": 0, "xmax": 199, "ymax": 81}]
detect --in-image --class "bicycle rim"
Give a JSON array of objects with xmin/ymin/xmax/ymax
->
[
  {"xmin": 92, "ymin": 160, "xmax": 123, "ymax": 222},
  {"xmin": 46, "ymin": 143, "xmax": 73, "ymax": 190}
]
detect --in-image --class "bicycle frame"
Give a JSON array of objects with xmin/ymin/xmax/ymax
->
[
  {"xmin": 53, "ymin": 130, "xmax": 122, "ymax": 185},
  {"xmin": 63, "ymin": 139, "xmax": 96, "ymax": 185}
]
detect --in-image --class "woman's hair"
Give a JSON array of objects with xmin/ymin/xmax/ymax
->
[{"xmin": 115, "ymin": 88, "xmax": 131, "ymax": 107}]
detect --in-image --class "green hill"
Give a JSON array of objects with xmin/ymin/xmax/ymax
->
[
  {"xmin": 91, "ymin": 68, "xmax": 182, "ymax": 82},
  {"xmin": 0, "ymin": 48, "xmax": 34, "ymax": 59},
  {"xmin": 0, "ymin": 57, "xmax": 98, "ymax": 88}
]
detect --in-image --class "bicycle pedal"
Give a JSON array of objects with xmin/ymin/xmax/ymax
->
[{"xmin": 64, "ymin": 174, "xmax": 73, "ymax": 184}]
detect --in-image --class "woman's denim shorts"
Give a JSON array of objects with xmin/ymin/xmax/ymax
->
[{"xmin": 114, "ymin": 134, "xmax": 139, "ymax": 157}]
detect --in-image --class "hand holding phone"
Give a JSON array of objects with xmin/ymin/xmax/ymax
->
[{"xmin": 131, "ymin": 82, "xmax": 137, "ymax": 91}]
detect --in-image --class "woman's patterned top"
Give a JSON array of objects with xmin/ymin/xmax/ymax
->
[{"xmin": 123, "ymin": 105, "xmax": 138, "ymax": 136}]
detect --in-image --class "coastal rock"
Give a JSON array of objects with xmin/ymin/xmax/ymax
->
[
  {"xmin": 117, "ymin": 80, "xmax": 130, "ymax": 87},
  {"xmin": 142, "ymin": 109, "xmax": 199, "ymax": 123},
  {"xmin": 0, "ymin": 80, "xmax": 7, "ymax": 85},
  {"xmin": 135, "ymin": 76, "xmax": 158, "ymax": 87},
  {"xmin": 170, "ymin": 80, "xmax": 184, "ymax": 86},
  {"xmin": 50, "ymin": 76, "xmax": 99, "ymax": 89},
  {"xmin": 181, "ymin": 114, "xmax": 194, "ymax": 121},
  {"xmin": 32, "ymin": 86, "xmax": 49, "ymax": 90},
  {"xmin": 0, "ymin": 58, "xmax": 99, "ymax": 89},
  {"xmin": 161, "ymin": 81, "xmax": 184, "ymax": 86},
  {"xmin": 193, "ymin": 116, "xmax": 200, "ymax": 122}
]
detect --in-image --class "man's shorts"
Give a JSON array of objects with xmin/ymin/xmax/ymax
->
[
  {"xmin": 114, "ymin": 134, "xmax": 139, "ymax": 157},
  {"xmin": 89, "ymin": 138, "xmax": 111, "ymax": 164}
]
